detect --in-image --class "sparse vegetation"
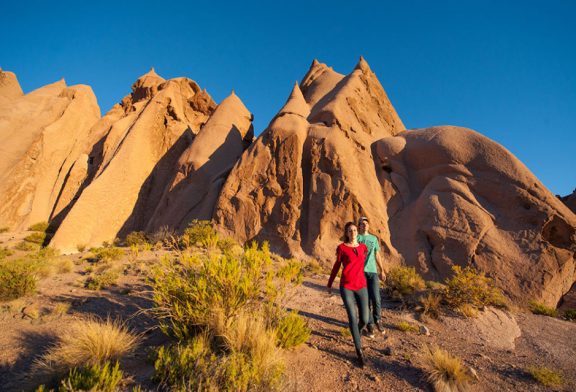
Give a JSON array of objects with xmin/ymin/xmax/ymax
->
[
  {"xmin": 0, "ymin": 246, "xmax": 13, "ymax": 260},
  {"xmin": 91, "ymin": 247, "xmax": 124, "ymax": 262},
  {"xmin": 60, "ymin": 360, "xmax": 123, "ymax": 392},
  {"xmin": 0, "ymin": 260, "xmax": 37, "ymax": 301},
  {"xmin": 443, "ymin": 266, "xmax": 506, "ymax": 311},
  {"xmin": 274, "ymin": 311, "xmax": 311, "ymax": 349},
  {"xmin": 28, "ymin": 221, "xmax": 49, "ymax": 232},
  {"xmin": 38, "ymin": 317, "xmax": 139, "ymax": 372},
  {"xmin": 85, "ymin": 271, "xmax": 119, "ymax": 290},
  {"xmin": 419, "ymin": 292, "xmax": 442, "ymax": 319},
  {"xmin": 421, "ymin": 345, "xmax": 471, "ymax": 392},
  {"xmin": 528, "ymin": 301, "xmax": 558, "ymax": 317},
  {"xmin": 76, "ymin": 244, "xmax": 86, "ymax": 252},
  {"xmin": 527, "ymin": 366, "xmax": 564, "ymax": 387},
  {"xmin": 125, "ymin": 231, "xmax": 148, "ymax": 247},
  {"xmin": 564, "ymin": 309, "xmax": 576, "ymax": 321},
  {"xmin": 24, "ymin": 231, "xmax": 47, "ymax": 244},
  {"xmin": 181, "ymin": 219, "xmax": 219, "ymax": 249},
  {"xmin": 386, "ymin": 266, "xmax": 426, "ymax": 299},
  {"xmin": 0, "ymin": 227, "xmax": 9, "ymax": 233},
  {"xmin": 15, "ymin": 241, "xmax": 38, "ymax": 251},
  {"xmin": 396, "ymin": 321, "xmax": 419, "ymax": 333},
  {"xmin": 151, "ymin": 241, "xmax": 306, "ymax": 390}
]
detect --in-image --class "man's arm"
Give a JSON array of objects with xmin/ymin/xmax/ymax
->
[{"xmin": 376, "ymin": 250, "xmax": 385, "ymax": 281}]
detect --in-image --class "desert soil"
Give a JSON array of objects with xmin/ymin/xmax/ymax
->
[{"xmin": 1, "ymin": 232, "xmax": 575, "ymax": 392}]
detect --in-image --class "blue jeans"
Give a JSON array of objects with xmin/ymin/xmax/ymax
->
[
  {"xmin": 365, "ymin": 272, "xmax": 381, "ymax": 326},
  {"xmin": 340, "ymin": 286, "xmax": 369, "ymax": 352}
]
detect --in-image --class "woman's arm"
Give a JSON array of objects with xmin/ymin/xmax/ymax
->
[{"xmin": 327, "ymin": 247, "xmax": 342, "ymax": 288}]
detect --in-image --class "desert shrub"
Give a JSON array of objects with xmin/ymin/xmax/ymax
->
[
  {"xmin": 149, "ymin": 225, "xmax": 175, "ymax": 246},
  {"xmin": 85, "ymin": 271, "xmax": 119, "ymax": 290},
  {"xmin": 564, "ymin": 309, "xmax": 576, "ymax": 321},
  {"xmin": 15, "ymin": 241, "xmax": 38, "ymax": 251},
  {"xmin": 182, "ymin": 219, "xmax": 219, "ymax": 249},
  {"xmin": 125, "ymin": 231, "xmax": 148, "ymax": 247},
  {"xmin": 60, "ymin": 360, "xmax": 123, "ymax": 392},
  {"xmin": 0, "ymin": 246, "xmax": 13, "ymax": 260},
  {"xmin": 76, "ymin": 243, "xmax": 86, "ymax": 252},
  {"xmin": 152, "ymin": 242, "xmax": 274, "ymax": 340},
  {"xmin": 0, "ymin": 260, "xmax": 37, "ymax": 301},
  {"xmin": 527, "ymin": 366, "xmax": 563, "ymax": 387},
  {"xmin": 443, "ymin": 266, "xmax": 506, "ymax": 311},
  {"xmin": 528, "ymin": 301, "xmax": 558, "ymax": 317},
  {"xmin": 0, "ymin": 227, "xmax": 9, "ymax": 233},
  {"xmin": 274, "ymin": 311, "xmax": 311, "ymax": 349},
  {"xmin": 421, "ymin": 345, "xmax": 471, "ymax": 392},
  {"xmin": 24, "ymin": 232, "xmax": 47, "ymax": 244},
  {"xmin": 92, "ymin": 247, "xmax": 124, "ymax": 262},
  {"xmin": 419, "ymin": 292, "xmax": 442, "ymax": 319},
  {"xmin": 28, "ymin": 221, "xmax": 49, "ymax": 232},
  {"xmin": 456, "ymin": 303, "xmax": 478, "ymax": 318},
  {"xmin": 396, "ymin": 321, "xmax": 419, "ymax": 333},
  {"xmin": 217, "ymin": 236, "xmax": 242, "ymax": 254},
  {"xmin": 386, "ymin": 266, "xmax": 426, "ymax": 298},
  {"xmin": 39, "ymin": 317, "xmax": 138, "ymax": 372}
]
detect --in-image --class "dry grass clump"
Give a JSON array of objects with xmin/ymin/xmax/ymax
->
[
  {"xmin": 91, "ymin": 247, "xmax": 124, "ymax": 262},
  {"xmin": 24, "ymin": 232, "xmax": 47, "ymax": 245},
  {"xmin": 28, "ymin": 221, "xmax": 49, "ymax": 232},
  {"xmin": 421, "ymin": 345, "xmax": 471, "ymax": 392},
  {"xmin": 0, "ymin": 226, "xmax": 9, "ymax": 233},
  {"xmin": 396, "ymin": 321, "xmax": 419, "ymax": 333},
  {"xmin": 528, "ymin": 300, "xmax": 558, "ymax": 317},
  {"xmin": 419, "ymin": 292, "xmax": 442, "ymax": 319},
  {"xmin": 85, "ymin": 271, "xmax": 119, "ymax": 290},
  {"xmin": 0, "ymin": 246, "xmax": 14, "ymax": 260},
  {"xmin": 386, "ymin": 266, "xmax": 426, "ymax": 299},
  {"xmin": 39, "ymin": 317, "xmax": 139, "ymax": 372},
  {"xmin": 15, "ymin": 240, "xmax": 38, "ymax": 251},
  {"xmin": 0, "ymin": 260, "xmax": 37, "ymax": 301},
  {"xmin": 527, "ymin": 366, "xmax": 564, "ymax": 387},
  {"xmin": 443, "ymin": 266, "xmax": 507, "ymax": 312}
]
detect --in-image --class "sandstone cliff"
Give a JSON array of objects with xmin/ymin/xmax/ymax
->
[{"xmin": 0, "ymin": 71, "xmax": 100, "ymax": 231}]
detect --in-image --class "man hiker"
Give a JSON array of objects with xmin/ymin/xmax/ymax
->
[{"xmin": 357, "ymin": 216, "xmax": 386, "ymax": 337}]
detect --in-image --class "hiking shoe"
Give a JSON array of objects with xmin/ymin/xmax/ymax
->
[
  {"xmin": 356, "ymin": 349, "xmax": 366, "ymax": 368},
  {"xmin": 375, "ymin": 321, "xmax": 386, "ymax": 335},
  {"xmin": 364, "ymin": 325, "xmax": 375, "ymax": 339}
]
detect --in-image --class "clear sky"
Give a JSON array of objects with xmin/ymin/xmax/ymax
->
[{"xmin": 1, "ymin": 0, "xmax": 575, "ymax": 195}]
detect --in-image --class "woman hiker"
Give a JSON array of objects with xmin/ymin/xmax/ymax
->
[
  {"xmin": 357, "ymin": 216, "xmax": 386, "ymax": 337},
  {"xmin": 327, "ymin": 222, "xmax": 370, "ymax": 367}
]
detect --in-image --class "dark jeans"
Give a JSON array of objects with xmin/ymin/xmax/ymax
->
[
  {"xmin": 365, "ymin": 272, "xmax": 381, "ymax": 326},
  {"xmin": 340, "ymin": 286, "xmax": 369, "ymax": 352}
]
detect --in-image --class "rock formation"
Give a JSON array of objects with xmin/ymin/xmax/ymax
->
[
  {"xmin": 146, "ymin": 92, "xmax": 253, "ymax": 231},
  {"xmin": 214, "ymin": 58, "xmax": 405, "ymax": 261},
  {"xmin": 374, "ymin": 126, "xmax": 576, "ymax": 306},
  {"xmin": 0, "ymin": 70, "xmax": 100, "ymax": 231},
  {"xmin": 49, "ymin": 69, "xmax": 223, "ymax": 252},
  {"xmin": 559, "ymin": 189, "xmax": 576, "ymax": 214}
]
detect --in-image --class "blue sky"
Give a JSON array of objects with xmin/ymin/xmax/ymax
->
[{"xmin": 1, "ymin": 0, "xmax": 575, "ymax": 195}]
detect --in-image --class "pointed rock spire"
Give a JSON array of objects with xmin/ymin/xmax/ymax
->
[
  {"xmin": 354, "ymin": 55, "xmax": 371, "ymax": 73},
  {"xmin": 278, "ymin": 81, "xmax": 310, "ymax": 118}
]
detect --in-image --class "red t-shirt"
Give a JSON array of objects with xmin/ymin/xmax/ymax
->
[{"xmin": 327, "ymin": 243, "xmax": 368, "ymax": 290}]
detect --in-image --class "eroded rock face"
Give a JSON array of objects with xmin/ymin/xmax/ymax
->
[
  {"xmin": 214, "ymin": 58, "xmax": 405, "ymax": 261},
  {"xmin": 559, "ymin": 189, "xmax": 576, "ymax": 214},
  {"xmin": 146, "ymin": 92, "xmax": 254, "ymax": 231},
  {"xmin": 374, "ymin": 126, "xmax": 576, "ymax": 306},
  {"xmin": 50, "ymin": 69, "xmax": 219, "ymax": 252},
  {"xmin": 0, "ymin": 72, "xmax": 101, "ymax": 230}
]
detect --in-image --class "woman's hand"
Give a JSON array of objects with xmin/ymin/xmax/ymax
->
[{"xmin": 326, "ymin": 286, "xmax": 332, "ymax": 295}]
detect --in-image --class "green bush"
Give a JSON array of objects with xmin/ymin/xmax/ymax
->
[
  {"xmin": 528, "ymin": 301, "xmax": 558, "ymax": 317},
  {"xmin": 125, "ymin": 231, "xmax": 148, "ymax": 247},
  {"xmin": 444, "ymin": 266, "xmax": 506, "ymax": 310},
  {"xmin": 28, "ymin": 221, "xmax": 49, "ymax": 232},
  {"xmin": 527, "ymin": 366, "xmax": 563, "ymax": 387},
  {"xmin": 60, "ymin": 361, "xmax": 123, "ymax": 392},
  {"xmin": 182, "ymin": 220, "xmax": 219, "ymax": 249},
  {"xmin": 92, "ymin": 247, "xmax": 124, "ymax": 262},
  {"xmin": 24, "ymin": 232, "xmax": 47, "ymax": 244},
  {"xmin": 0, "ymin": 260, "xmax": 37, "ymax": 301},
  {"xmin": 386, "ymin": 266, "xmax": 426, "ymax": 298},
  {"xmin": 564, "ymin": 309, "xmax": 576, "ymax": 321},
  {"xmin": 274, "ymin": 311, "xmax": 310, "ymax": 349},
  {"xmin": 152, "ymin": 242, "xmax": 273, "ymax": 340},
  {"xmin": 0, "ymin": 246, "xmax": 13, "ymax": 261},
  {"xmin": 85, "ymin": 271, "xmax": 119, "ymax": 290}
]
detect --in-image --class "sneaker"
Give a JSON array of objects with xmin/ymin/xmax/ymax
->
[
  {"xmin": 364, "ymin": 325, "xmax": 375, "ymax": 339},
  {"xmin": 355, "ymin": 349, "xmax": 366, "ymax": 368},
  {"xmin": 375, "ymin": 321, "xmax": 386, "ymax": 335}
]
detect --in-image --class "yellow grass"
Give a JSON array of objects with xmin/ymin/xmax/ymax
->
[
  {"xmin": 421, "ymin": 345, "xmax": 471, "ymax": 392},
  {"xmin": 527, "ymin": 366, "xmax": 564, "ymax": 387},
  {"xmin": 39, "ymin": 317, "xmax": 139, "ymax": 372}
]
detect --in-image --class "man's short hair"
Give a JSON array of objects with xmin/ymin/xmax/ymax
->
[{"xmin": 358, "ymin": 216, "xmax": 369, "ymax": 225}]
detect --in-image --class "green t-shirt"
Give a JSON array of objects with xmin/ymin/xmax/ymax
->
[{"xmin": 357, "ymin": 233, "xmax": 380, "ymax": 273}]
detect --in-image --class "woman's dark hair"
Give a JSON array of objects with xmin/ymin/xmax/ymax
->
[{"xmin": 343, "ymin": 221, "xmax": 357, "ymax": 243}]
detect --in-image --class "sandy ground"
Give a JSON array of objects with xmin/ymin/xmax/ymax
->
[{"xmin": 1, "ymin": 232, "xmax": 575, "ymax": 391}]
